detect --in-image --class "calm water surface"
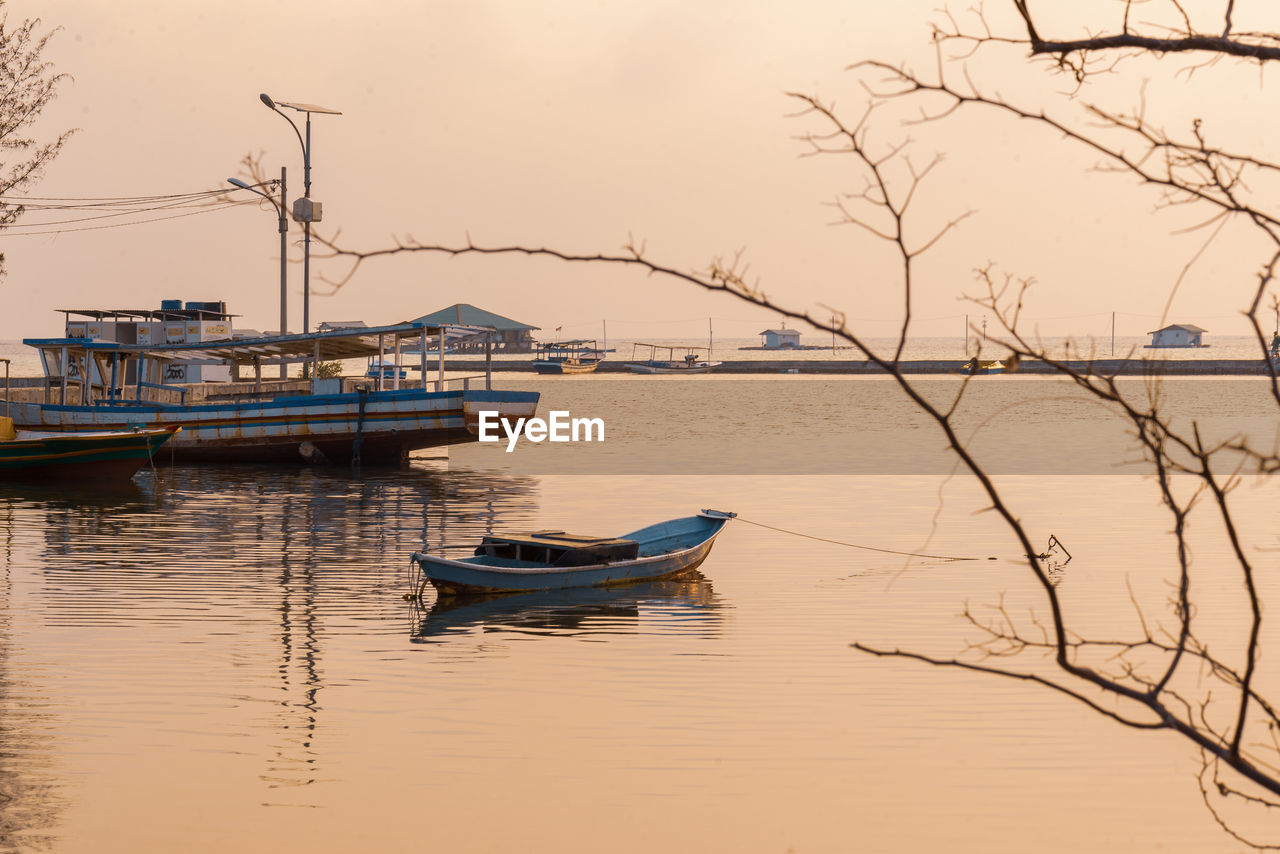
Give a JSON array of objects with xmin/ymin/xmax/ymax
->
[{"xmin": 1, "ymin": 377, "xmax": 1277, "ymax": 852}]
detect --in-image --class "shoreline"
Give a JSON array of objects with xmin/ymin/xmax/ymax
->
[
  {"xmin": 431, "ymin": 358, "xmax": 1280, "ymax": 376},
  {"xmin": 4, "ymin": 359, "xmax": 1276, "ymax": 389}
]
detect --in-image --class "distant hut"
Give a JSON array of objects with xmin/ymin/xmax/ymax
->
[
  {"xmin": 409, "ymin": 304, "xmax": 540, "ymax": 353},
  {"xmin": 1146, "ymin": 323, "xmax": 1207, "ymax": 348},
  {"xmin": 759, "ymin": 327, "xmax": 802, "ymax": 349}
]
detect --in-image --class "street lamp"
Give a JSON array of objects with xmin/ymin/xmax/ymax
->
[
  {"xmin": 258, "ymin": 93, "xmax": 342, "ymax": 337},
  {"xmin": 227, "ymin": 173, "xmax": 289, "ymax": 378}
]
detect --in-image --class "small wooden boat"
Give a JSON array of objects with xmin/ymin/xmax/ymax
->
[
  {"xmin": 411, "ymin": 509, "xmax": 735, "ymax": 595},
  {"xmin": 961, "ymin": 358, "xmax": 1005, "ymax": 375},
  {"xmin": 531, "ymin": 339, "xmax": 605, "ymax": 375},
  {"xmin": 624, "ymin": 343, "xmax": 721, "ymax": 374},
  {"xmin": 0, "ymin": 417, "xmax": 180, "ymax": 480}
]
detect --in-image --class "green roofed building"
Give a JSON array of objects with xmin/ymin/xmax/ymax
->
[{"xmin": 408, "ymin": 304, "xmax": 540, "ymax": 353}]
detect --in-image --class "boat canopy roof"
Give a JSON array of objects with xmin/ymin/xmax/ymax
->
[
  {"xmin": 24, "ymin": 321, "xmax": 491, "ymax": 366},
  {"xmin": 632, "ymin": 342, "xmax": 711, "ymax": 352}
]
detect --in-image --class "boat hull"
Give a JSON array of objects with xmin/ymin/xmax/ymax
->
[
  {"xmin": 0, "ymin": 427, "xmax": 179, "ymax": 481},
  {"xmin": 412, "ymin": 512, "xmax": 733, "ymax": 595},
  {"xmin": 532, "ymin": 360, "xmax": 600, "ymax": 375},
  {"xmin": 7, "ymin": 388, "xmax": 539, "ymax": 465},
  {"xmin": 623, "ymin": 362, "xmax": 720, "ymax": 374}
]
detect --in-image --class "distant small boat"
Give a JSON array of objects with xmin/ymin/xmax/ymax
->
[
  {"xmin": 961, "ymin": 359, "xmax": 1005, "ymax": 375},
  {"xmin": 624, "ymin": 343, "xmax": 722, "ymax": 374},
  {"xmin": 365, "ymin": 358, "xmax": 408, "ymax": 380},
  {"xmin": 531, "ymin": 339, "xmax": 605, "ymax": 375},
  {"xmin": 0, "ymin": 417, "xmax": 179, "ymax": 480},
  {"xmin": 411, "ymin": 509, "xmax": 736, "ymax": 596}
]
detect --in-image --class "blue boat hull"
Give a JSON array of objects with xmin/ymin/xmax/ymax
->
[
  {"xmin": 412, "ymin": 512, "xmax": 733, "ymax": 595},
  {"xmin": 0, "ymin": 426, "xmax": 179, "ymax": 481},
  {"xmin": 8, "ymin": 388, "xmax": 540, "ymax": 465}
]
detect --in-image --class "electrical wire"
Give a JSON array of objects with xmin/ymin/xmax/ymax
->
[
  {"xmin": 0, "ymin": 185, "xmax": 270, "ymax": 207},
  {"xmin": 0, "ymin": 196, "xmax": 254, "ymax": 229},
  {"xmin": 0, "ymin": 183, "xmax": 274, "ymax": 236},
  {"xmin": 0, "ymin": 199, "xmax": 258, "ymax": 237}
]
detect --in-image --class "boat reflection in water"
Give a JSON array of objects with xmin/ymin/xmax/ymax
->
[
  {"xmin": 0, "ymin": 476, "xmax": 153, "ymax": 510},
  {"xmin": 411, "ymin": 571, "xmax": 724, "ymax": 643},
  {"xmin": 1, "ymin": 461, "xmax": 538, "ymax": 799}
]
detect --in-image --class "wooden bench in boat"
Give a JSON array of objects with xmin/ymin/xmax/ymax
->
[{"xmin": 475, "ymin": 530, "xmax": 640, "ymax": 567}]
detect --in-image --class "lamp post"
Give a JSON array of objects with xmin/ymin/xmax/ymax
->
[
  {"xmin": 227, "ymin": 172, "xmax": 288, "ymax": 378},
  {"xmin": 258, "ymin": 93, "xmax": 342, "ymax": 337}
]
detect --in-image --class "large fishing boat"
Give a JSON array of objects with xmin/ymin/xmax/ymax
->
[{"xmin": 9, "ymin": 321, "xmax": 538, "ymax": 464}]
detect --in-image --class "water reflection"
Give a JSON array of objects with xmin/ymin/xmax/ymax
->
[
  {"xmin": 411, "ymin": 572, "xmax": 725, "ymax": 643},
  {"xmin": 0, "ymin": 552, "xmax": 64, "ymax": 852},
  {"xmin": 0, "ymin": 463, "xmax": 540, "ymax": 802}
]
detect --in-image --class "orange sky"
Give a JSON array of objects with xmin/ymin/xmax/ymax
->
[{"xmin": 4, "ymin": 1, "xmax": 1279, "ymax": 343}]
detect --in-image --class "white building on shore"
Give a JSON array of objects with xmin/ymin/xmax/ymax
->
[
  {"xmin": 1146, "ymin": 323, "xmax": 1207, "ymax": 348},
  {"xmin": 759, "ymin": 327, "xmax": 802, "ymax": 349}
]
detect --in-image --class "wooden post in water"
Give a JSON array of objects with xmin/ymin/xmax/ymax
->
[{"xmin": 1111, "ymin": 311, "xmax": 1115, "ymax": 357}]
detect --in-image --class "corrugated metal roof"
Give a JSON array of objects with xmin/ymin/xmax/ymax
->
[
  {"xmin": 408, "ymin": 304, "xmax": 539, "ymax": 331},
  {"xmin": 1148, "ymin": 324, "xmax": 1207, "ymax": 334}
]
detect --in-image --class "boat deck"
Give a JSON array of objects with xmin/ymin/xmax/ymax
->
[{"xmin": 477, "ymin": 531, "xmax": 640, "ymax": 567}]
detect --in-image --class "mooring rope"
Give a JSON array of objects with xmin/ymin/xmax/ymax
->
[{"xmin": 733, "ymin": 516, "xmax": 997, "ymax": 562}]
